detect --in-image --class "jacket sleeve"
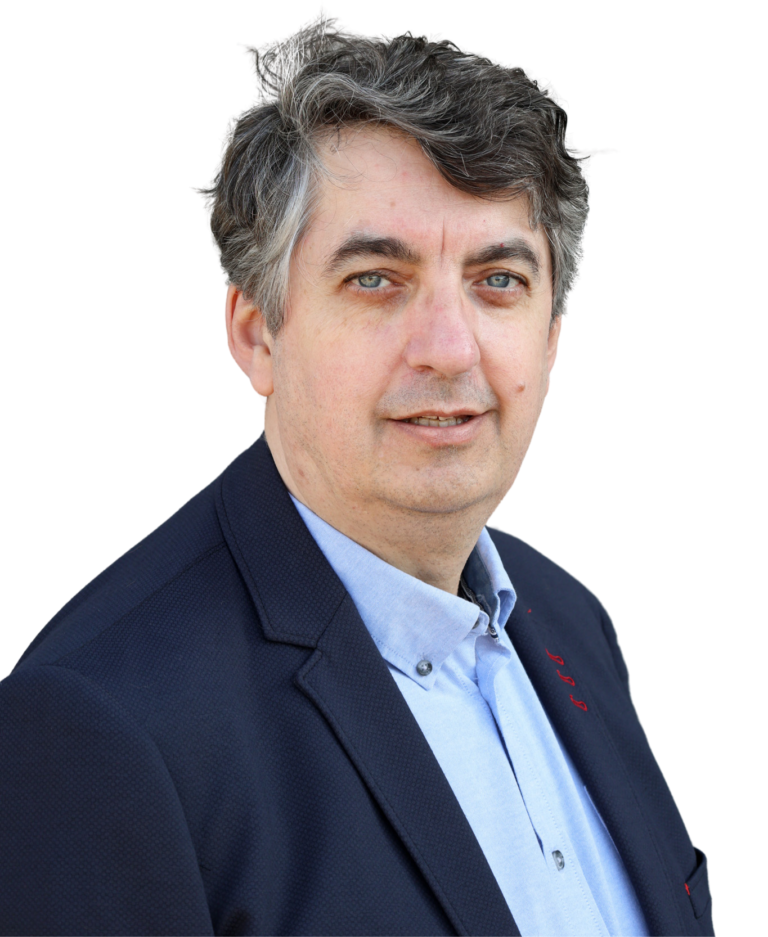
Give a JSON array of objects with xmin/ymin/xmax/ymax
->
[{"xmin": 0, "ymin": 664, "xmax": 214, "ymax": 936}]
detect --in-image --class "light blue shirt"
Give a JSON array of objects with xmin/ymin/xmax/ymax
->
[{"xmin": 292, "ymin": 496, "xmax": 648, "ymax": 936}]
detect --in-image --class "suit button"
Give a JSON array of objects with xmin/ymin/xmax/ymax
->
[
  {"xmin": 552, "ymin": 850, "xmax": 565, "ymax": 871},
  {"xmin": 416, "ymin": 660, "xmax": 432, "ymax": 676}
]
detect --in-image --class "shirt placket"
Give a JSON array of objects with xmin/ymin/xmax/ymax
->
[{"xmin": 477, "ymin": 639, "xmax": 610, "ymax": 937}]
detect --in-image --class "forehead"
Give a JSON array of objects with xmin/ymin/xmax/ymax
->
[{"xmin": 305, "ymin": 127, "xmax": 549, "ymax": 268}]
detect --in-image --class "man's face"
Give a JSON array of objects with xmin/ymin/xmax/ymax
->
[{"xmin": 254, "ymin": 128, "xmax": 559, "ymax": 521}]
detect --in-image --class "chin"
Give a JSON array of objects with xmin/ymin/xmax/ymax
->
[{"xmin": 376, "ymin": 470, "xmax": 502, "ymax": 517}]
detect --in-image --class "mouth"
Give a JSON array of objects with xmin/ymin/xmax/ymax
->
[
  {"xmin": 399, "ymin": 414, "xmax": 474, "ymax": 427},
  {"xmin": 390, "ymin": 409, "xmax": 487, "ymax": 447}
]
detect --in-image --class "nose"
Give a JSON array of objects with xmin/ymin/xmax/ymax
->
[{"xmin": 402, "ymin": 287, "xmax": 480, "ymax": 377}]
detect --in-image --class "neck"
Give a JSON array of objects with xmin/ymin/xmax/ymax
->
[{"xmin": 264, "ymin": 413, "xmax": 497, "ymax": 595}]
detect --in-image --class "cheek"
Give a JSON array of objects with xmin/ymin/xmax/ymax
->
[
  {"xmin": 280, "ymin": 324, "xmax": 397, "ymax": 428},
  {"xmin": 482, "ymin": 321, "xmax": 550, "ymax": 398}
]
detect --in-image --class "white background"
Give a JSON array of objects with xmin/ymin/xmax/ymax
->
[{"xmin": 2, "ymin": 1, "xmax": 765, "ymax": 931}]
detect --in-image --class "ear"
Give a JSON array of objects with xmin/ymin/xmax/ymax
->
[{"xmin": 225, "ymin": 285, "xmax": 274, "ymax": 397}]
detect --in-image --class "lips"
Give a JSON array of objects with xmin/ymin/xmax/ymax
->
[{"xmin": 401, "ymin": 415, "xmax": 473, "ymax": 427}]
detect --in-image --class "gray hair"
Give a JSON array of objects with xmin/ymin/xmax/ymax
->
[{"xmin": 205, "ymin": 20, "xmax": 588, "ymax": 332}]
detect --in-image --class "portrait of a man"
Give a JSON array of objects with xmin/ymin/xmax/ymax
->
[{"xmin": 0, "ymin": 13, "xmax": 731, "ymax": 937}]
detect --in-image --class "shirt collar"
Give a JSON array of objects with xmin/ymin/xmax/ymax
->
[
  {"xmin": 291, "ymin": 496, "xmax": 516, "ymax": 690},
  {"xmin": 463, "ymin": 531, "xmax": 517, "ymax": 636}
]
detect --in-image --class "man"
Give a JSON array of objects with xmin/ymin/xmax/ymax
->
[{"xmin": 0, "ymin": 21, "xmax": 712, "ymax": 936}]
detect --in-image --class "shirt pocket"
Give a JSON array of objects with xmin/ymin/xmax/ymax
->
[{"xmin": 686, "ymin": 847, "xmax": 712, "ymax": 922}]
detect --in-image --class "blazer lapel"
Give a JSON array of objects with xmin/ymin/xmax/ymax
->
[
  {"xmin": 216, "ymin": 437, "xmax": 519, "ymax": 937},
  {"xmin": 297, "ymin": 595, "xmax": 519, "ymax": 937},
  {"xmin": 504, "ymin": 599, "xmax": 686, "ymax": 937}
]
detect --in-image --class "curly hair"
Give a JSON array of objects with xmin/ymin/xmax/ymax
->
[{"xmin": 204, "ymin": 19, "xmax": 588, "ymax": 331}]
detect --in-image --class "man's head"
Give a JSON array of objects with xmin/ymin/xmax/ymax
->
[{"xmin": 211, "ymin": 22, "xmax": 588, "ymax": 583}]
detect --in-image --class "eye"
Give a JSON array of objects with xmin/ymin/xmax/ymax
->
[
  {"xmin": 484, "ymin": 273, "xmax": 517, "ymax": 289},
  {"xmin": 355, "ymin": 274, "xmax": 388, "ymax": 289}
]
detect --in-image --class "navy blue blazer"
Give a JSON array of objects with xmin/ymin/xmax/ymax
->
[{"xmin": 0, "ymin": 437, "xmax": 713, "ymax": 936}]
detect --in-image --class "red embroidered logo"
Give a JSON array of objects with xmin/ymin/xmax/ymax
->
[
  {"xmin": 545, "ymin": 648, "xmax": 588, "ymax": 712},
  {"xmin": 685, "ymin": 883, "xmax": 691, "ymax": 896}
]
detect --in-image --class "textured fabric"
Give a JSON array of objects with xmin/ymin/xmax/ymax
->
[
  {"xmin": 293, "ymin": 498, "xmax": 648, "ymax": 936},
  {"xmin": 0, "ymin": 436, "xmax": 713, "ymax": 935}
]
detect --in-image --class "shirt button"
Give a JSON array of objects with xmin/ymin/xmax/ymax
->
[
  {"xmin": 552, "ymin": 850, "xmax": 565, "ymax": 871},
  {"xmin": 416, "ymin": 660, "xmax": 432, "ymax": 677},
  {"xmin": 488, "ymin": 625, "xmax": 498, "ymax": 638}
]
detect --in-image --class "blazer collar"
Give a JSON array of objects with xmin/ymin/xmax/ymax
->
[
  {"xmin": 215, "ymin": 436, "xmax": 520, "ymax": 936},
  {"xmin": 215, "ymin": 435, "xmax": 346, "ymax": 648}
]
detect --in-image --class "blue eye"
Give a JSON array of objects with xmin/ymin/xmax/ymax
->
[
  {"xmin": 357, "ymin": 274, "xmax": 384, "ymax": 289},
  {"xmin": 486, "ymin": 274, "xmax": 513, "ymax": 288}
]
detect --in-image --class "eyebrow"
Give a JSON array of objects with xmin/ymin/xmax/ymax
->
[
  {"xmin": 324, "ymin": 235, "xmax": 420, "ymax": 275},
  {"xmin": 464, "ymin": 240, "xmax": 541, "ymax": 281},
  {"xmin": 323, "ymin": 233, "xmax": 541, "ymax": 281}
]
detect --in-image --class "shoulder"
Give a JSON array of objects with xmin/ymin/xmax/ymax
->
[
  {"xmin": 15, "ymin": 475, "xmax": 232, "ymax": 673},
  {"xmin": 487, "ymin": 526, "xmax": 603, "ymax": 614},
  {"xmin": 1, "ymin": 457, "xmax": 276, "ymax": 771},
  {"xmin": 487, "ymin": 527, "xmax": 630, "ymax": 689},
  {"xmin": 4, "ymin": 438, "xmax": 309, "ymax": 746}
]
